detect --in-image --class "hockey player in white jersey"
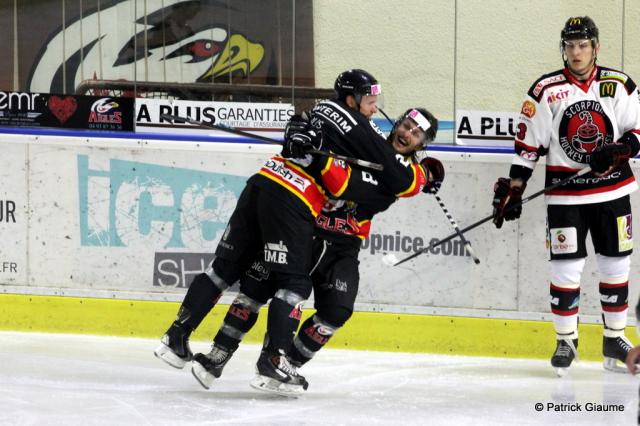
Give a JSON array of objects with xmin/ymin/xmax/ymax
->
[{"xmin": 492, "ymin": 16, "xmax": 640, "ymax": 376}]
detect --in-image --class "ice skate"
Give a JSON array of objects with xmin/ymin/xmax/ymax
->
[
  {"xmin": 250, "ymin": 350, "xmax": 308, "ymax": 397},
  {"xmin": 191, "ymin": 345, "xmax": 233, "ymax": 389},
  {"xmin": 603, "ymin": 336, "xmax": 632, "ymax": 373},
  {"xmin": 550, "ymin": 339, "xmax": 578, "ymax": 377},
  {"xmin": 154, "ymin": 323, "xmax": 192, "ymax": 369}
]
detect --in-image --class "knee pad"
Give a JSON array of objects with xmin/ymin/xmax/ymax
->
[
  {"xmin": 273, "ymin": 273, "xmax": 312, "ymax": 300},
  {"xmin": 596, "ymin": 254, "xmax": 630, "ymax": 283},
  {"xmin": 550, "ymin": 258, "xmax": 585, "ymax": 286},
  {"xmin": 207, "ymin": 256, "xmax": 240, "ymax": 291},
  {"xmin": 274, "ymin": 288, "xmax": 306, "ymax": 306},
  {"xmin": 314, "ymin": 305, "xmax": 353, "ymax": 328}
]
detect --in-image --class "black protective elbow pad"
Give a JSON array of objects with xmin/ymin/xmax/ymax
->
[{"xmin": 508, "ymin": 164, "xmax": 533, "ymax": 183}]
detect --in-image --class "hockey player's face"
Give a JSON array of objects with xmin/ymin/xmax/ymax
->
[
  {"xmin": 358, "ymin": 95, "xmax": 379, "ymax": 119},
  {"xmin": 390, "ymin": 118, "xmax": 425, "ymax": 155},
  {"xmin": 563, "ymin": 38, "xmax": 598, "ymax": 78}
]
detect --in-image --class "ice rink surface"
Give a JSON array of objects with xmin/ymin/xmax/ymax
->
[{"xmin": 0, "ymin": 331, "xmax": 638, "ymax": 426}]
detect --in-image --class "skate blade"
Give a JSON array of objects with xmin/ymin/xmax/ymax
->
[
  {"xmin": 191, "ymin": 361, "xmax": 216, "ymax": 389},
  {"xmin": 249, "ymin": 375, "xmax": 304, "ymax": 398},
  {"xmin": 603, "ymin": 357, "xmax": 628, "ymax": 373},
  {"xmin": 154, "ymin": 343, "xmax": 187, "ymax": 369},
  {"xmin": 555, "ymin": 367, "xmax": 569, "ymax": 377}
]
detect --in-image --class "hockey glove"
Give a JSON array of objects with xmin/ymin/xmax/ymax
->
[
  {"xmin": 284, "ymin": 112, "xmax": 312, "ymax": 139},
  {"xmin": 282, "ymin": 128, "xmax": 322, "ymax": 157},
  {"xmin": 421, "ymin": 157, "xmax": 445, "ymax": 194},
  {"xmin": 589, "ymin": 143, "xmax": 631, "ymax": 175},
  {"xmin": 492, "ymin": 177, "xmax": 526, "ymax": 229}
]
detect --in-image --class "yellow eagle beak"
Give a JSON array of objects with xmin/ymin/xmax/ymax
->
[{"xmin": 202, "ymin": 33, "xmax": 264, "ymax": 79}]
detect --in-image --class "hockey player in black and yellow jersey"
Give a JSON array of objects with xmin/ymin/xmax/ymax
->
[
  {"xmin": 190, "ymin": 107, "xmax": 443, "ymax": 394},
  {"xmin": 287, "ymin": 107, "xmax": 442, "ymax": 368},
  {"xmin": 156, "ymin": 69, "xmax": 435, "ymax": 396},
  {"xmin": 492, "ymin": 16, "xmax": 640, "ymax": 376}
]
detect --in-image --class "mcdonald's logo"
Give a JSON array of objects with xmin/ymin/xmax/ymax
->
[
  {"xmin": 600, "ymin": 82, "xmax": 617, "ymax": 98},
  {"xmin": 569, "ymin": 18, "xmax": 582, "ymax": 25}
]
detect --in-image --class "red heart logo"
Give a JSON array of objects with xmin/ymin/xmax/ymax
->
[{"xmin": 48, "ymin": 96, "xmax": 78, "ymax": 124}]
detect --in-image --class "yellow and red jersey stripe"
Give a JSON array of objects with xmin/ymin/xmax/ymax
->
[
  {"xmin": 258, "ymin": 156, "xmax": 327, "ymax": 217},
  {"xmin": 396, "ymin": 163, "xmax": 427, "ymax": 198}
]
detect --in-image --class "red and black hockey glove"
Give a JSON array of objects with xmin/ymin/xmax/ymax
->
[
  {"xmin": 492, "ymin": 177, "xmax": 526, "ymax": 229},
  {"xmin": 589, "ymin": 143, "xmax": 631, "ymax": 175},
  {"xmin": 421, "ymin": 157, "xmax": 445, "ymax": 194}
]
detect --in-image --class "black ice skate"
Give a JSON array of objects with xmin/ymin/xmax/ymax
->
[
  {"xmin": 250, "ymin": 350, "xmax": 309, "ymax": 397},
  {"xmin": 154, "ymin": 322, "xmax": 193, "ymax": 369},
  {"xmin": 551, "ymin": 339, "xmax": 578, "ymax": 377},
  {"xmin": 603, "ymin": 336, "xmax": 633, "ymax": 373},
  {"xmin": 191, "ymin": 345, "xmax": 233, "ymax": 389}
]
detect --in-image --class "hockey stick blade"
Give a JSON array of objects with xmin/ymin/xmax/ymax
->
[
  {"xmin": 160, "ymin": 113, "xmax": 384, "ymax": 171},
  {"xmin": 392, "ymin": 167, "xmax": 592, "ymax": 266}
]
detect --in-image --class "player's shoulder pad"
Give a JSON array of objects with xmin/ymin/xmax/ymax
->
[
  {"xmin": 597, "ymin": 66, "xmax": 637, "ymax": 95},
  {"xmin": 527, "ymin": 69, "xmax": 567, "ymax": 102},
  {"xmin": 311, "ymin": 100, "xmax": 360, "ymax": 134}
]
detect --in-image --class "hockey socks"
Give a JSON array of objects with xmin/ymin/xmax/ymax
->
[{"xmin": 288, "ymin": 314, "xmax": 338, "ymax": 366}]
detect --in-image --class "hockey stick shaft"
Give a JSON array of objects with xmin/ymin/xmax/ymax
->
[
  {"xmin": 160, "ymin": 113, "xmax": 384, "ymax": 171},
  {"xmin": 433, "ymin": 194, "xmax": 481, "ymax": 264},
  {"xmin": 393, "ymin": 166, "xmax": 592, "ymax": 266},
  {"xmin": 378, "ymin": 107, "xmax": 395, "ymax": 125}
]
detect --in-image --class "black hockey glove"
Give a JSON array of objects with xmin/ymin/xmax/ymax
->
[
  {"xmin": 284, "ymin": 112, "xmax": 312, "ymax": 139},
  {"xmin": 589, "ymin": 143, "xmax": 631, "ymax": 175},
  {"xmin": 421, "ymin": 157, "xmax": 445, "ymax": 194},
  {"xmin": 281, "ymin": 130, "xmax": 322, "ymax": 159},
  {"xmin": 492, "ymin": 178, "xmax": 526, "ymax": 229}
]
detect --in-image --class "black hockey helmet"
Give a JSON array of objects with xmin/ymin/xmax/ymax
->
[
  {"xmin": 334, "ymin": 69, "xmax": 381, "ymax": 103},
  {"xmin": 561, "ymin": 16, "xmax": 599, "ymax": 45}
]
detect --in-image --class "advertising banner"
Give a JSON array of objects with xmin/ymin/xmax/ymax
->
[
  {"xmin": 0, "ymin": 91, "xmax": 135, "ymax": 131},
  {"xmin": 0, "ymin": 142, "xmax": 27, "ymax": 285},
  {"xmin": 135, "ymin": 98, "xmax": 293, "ymax": 139},
  {"xmin": 1, "ymin": 0, "xmax": 315, "ymax": 94},
  {"xmin": 455, "ymin": 109, "xmax": 518, "ymax": 146},
  {"xmin": 4, "ymin": 131, "xmax": 639, "ymax": 319}
]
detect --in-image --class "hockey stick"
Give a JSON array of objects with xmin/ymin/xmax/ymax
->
[
  {"xmin": 378, "ymin": 108, "xmax": 395, "ymax": 126},
  {"xmin": 433, "ymin": 193, "xmax": 481, "ymax": 264},
  {"xmin": 391, "ymin": 166, "xmax": 593, "ymax": 266},
  {"xmin": 377, "ymin": 108, "xmax": 480, "ymax": 264},
  {"xmin": 159, "ymin": 113, "xmax": 384, "ymax": 171}
]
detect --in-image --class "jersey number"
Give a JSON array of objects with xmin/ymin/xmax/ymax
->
[{"xmin": 516, "ymin": 123, "xmax": 527, "ymax": 140}]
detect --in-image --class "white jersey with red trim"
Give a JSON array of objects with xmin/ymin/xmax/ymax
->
[{"xmin": 512, "ymin": 65, "xmax": 640, "ymax": 205}]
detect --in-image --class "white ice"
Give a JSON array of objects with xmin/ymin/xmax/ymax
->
[{"xmin": 0, "ymin": 331, "xmax": 638, "ymax": 425}]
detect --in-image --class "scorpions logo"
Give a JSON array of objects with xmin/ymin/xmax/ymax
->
[{"xmin": 559, "ymin": 100, "xmax": 613, "ymax": 163}]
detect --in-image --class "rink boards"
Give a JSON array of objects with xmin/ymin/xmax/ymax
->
[{"xmin": 0, "ymin": 128, "xmax": 638, "ymax": 359}]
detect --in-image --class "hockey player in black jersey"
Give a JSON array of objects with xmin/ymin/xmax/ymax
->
[
  {"xmin": 154, "ymin": 96, "xmax": 364, "ymax": 396},
  {"xmin": 492, "ymin": 16, "xmax": 640, "ymax": 376},
  {"xmin": 190, "ymin": 106, "xmax": 444, "ymax": 392},
  {"xmin": 155, "ymin": 69, "xmax": 439, "ymax": 396}
]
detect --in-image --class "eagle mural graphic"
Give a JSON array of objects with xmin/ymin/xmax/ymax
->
[{"xmin": 24, "ymin": 0, "xmax": 314, "ymax": 94}]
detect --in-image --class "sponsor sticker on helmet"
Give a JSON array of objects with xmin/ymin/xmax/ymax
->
[
  {"xmin": 369, "ymin": 84, "xmax": 382, "ymax": 95},
  {"xmin": 407, "ymin": 109, "xmax": 431, "ymax": 131}
]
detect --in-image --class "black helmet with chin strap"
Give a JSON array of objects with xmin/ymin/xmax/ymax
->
[{"xmin": 334, "ymin": 69, "xmax": 381, "ymax": 104}]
